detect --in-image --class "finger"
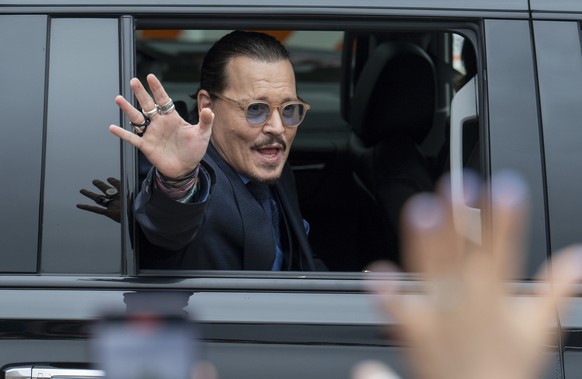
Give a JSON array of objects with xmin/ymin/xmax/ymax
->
[
  {"xmin": 445, "ymin": 170, "xmax": 482, "ymax": 248},
  {"xmin": 367, "ymin": 274, "xmax": 407, "ymax": 324},
  {"xmin": 79, "ymin": 189, "xmax": 100, "ymax": 201},
  {"xmin": 488, "ymin": 171, "xmax": 529, "ymax": 280},
  {"xmin": 401, "ymin": 193, "xmax": 438, "ymax": 273},
  {"xmin": 363, "ymin": 262, "xmax": 400, "ymax": 297},
  {"xmin": 532, "ymin": 245, "xmax": 582, "ymax": 329},
  {"xmin": 198, "ymin": 107, "xmax": 215, "ymax": 133},
  {"xmin": 547, "ymin": 245, "xmax": 582, "ymax": 304},
  {"xmin": 430, "ymin": 187, "xmax": 463, "ymax": 278},
  {"xmin": 192, "ymin": 361, "xmax": 218, "ymax": 379},
  {"xmin": 109, "ymin": 124, "xmax": 144, "ymax": 149},
  {"xmin": 364, "ymin": 260, "xmax": 401, "ymax": 274},
  {"xmin": 146, "ymin": 74, "xmax": 172, "ymax": 108},
  {"xmin": 361, "ymin": 262, "xmax": 409, "ymax": 324},
  {"xmin": 107, "ymin": 177, "xmax": 121, "ymax": 189},
  {"xmin": 130, "ymin": 77, "xmax": 157, "ymax": 117},
  {"xmin": 115, "ymin": 95, "xmax": 147, "ymax": 125},
  {"xmin": 363, "ymin": 263, "xmax": 429, "ymax": 346},
  {"xmin": 91, "ymin": 179, "xmax": 112, "ymax": 194},
  {"xmin": 401, "ymin": 193, "xmax": 460, "ymax": 278}
]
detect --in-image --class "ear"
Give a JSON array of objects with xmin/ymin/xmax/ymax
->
[{"xmin": 197, "ymin": 90, "xmax": 213, "ymax": 114}]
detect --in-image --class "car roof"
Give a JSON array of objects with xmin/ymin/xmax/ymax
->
[
  {"xmin": 1, "ymin": 0, "xmax": 530, "ymax": 13},
  {"xmin": 5, "ymin": 0, "xmax": 580, "ymax": 19},
  {"xmin": 531, "ymin": 0, "xmax": 582, "ymax": 13}
]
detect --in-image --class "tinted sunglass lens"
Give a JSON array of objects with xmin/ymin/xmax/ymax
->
[
  {"xmin": 245, "ymin": 102, "xmax": 306, "ymax": 126},
  {"xmin": 246, "ymin": 103, "xmax": 270, "ymax": 125},
  {"xmin": 282, "ymin": 104, "xmax": 304, "ymax": 126}
]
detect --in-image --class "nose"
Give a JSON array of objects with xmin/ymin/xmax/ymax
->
[{"xmin": 262, "ymin": 107, "xmax": 285, "ymax": 135}]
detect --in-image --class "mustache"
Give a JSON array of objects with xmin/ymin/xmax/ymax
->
[{"xmin": 252, "ymin": 135, "xmax": 287, "ymax": 151}]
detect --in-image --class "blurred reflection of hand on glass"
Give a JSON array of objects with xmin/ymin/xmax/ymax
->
[
  {"xmin": 355, "ymin": 171, "xmax": 582, "ymax": 379},
  {"xmin": 77, "ymin": 177, "xmax": 121, "ymax": 223}
]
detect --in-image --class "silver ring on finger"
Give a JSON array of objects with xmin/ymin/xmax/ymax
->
[
  {"xmin": 142, "ymin": 106, "xmax": 159, "ymax": 118},
  {"xmin": 95, "ymin": 195, "xmax": 113, "ymax": 207},
  {"xmin": 158, "ymin": 99, "xmax": 175, "ymax": 115},
  {"xmin": 130, "ymin": 117, "xmax": 150, "ymax": 136}
]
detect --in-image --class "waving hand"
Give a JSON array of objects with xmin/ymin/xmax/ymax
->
[{"xmin": 109, "ymin": 74, "xmax": 213, "ymax": 179}]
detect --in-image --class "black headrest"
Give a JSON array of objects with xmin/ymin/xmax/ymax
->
[{"xmin": 350, "ymin": 42, "xmax": 436, "ymax": 147}]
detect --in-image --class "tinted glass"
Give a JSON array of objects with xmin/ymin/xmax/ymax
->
[
  {"xmin": 535, "ymin": 21, "xmax": 582, "ymax": 253},
  {"xmin": 41, "ymin": 18, "xmax": 121, "ymax": 273},
  {"xmin": 485, "ymin": 19, "xmax": 547, "ymax": 276},
  {"xmin": 0, "ymin": 15, "xmax": 48, "ymax": 272}
]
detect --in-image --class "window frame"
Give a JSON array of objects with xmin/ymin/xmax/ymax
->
[{"xmin": 125, "ymin": 16, "xmax": 489, "ymax": 279}]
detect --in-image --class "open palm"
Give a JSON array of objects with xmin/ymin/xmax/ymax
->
[{"xmin": 109, "ymin": 74, "xmax": 213, "ymax": 179}]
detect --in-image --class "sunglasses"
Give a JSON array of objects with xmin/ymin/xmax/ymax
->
[{"xmin": 211, "ymin": 93, "xmax": 310, "ymax": 128}]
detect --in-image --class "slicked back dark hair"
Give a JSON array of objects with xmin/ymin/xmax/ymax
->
[{"xmin": 190, "ymin": 30, "xmax": 292, "ymax": 121}]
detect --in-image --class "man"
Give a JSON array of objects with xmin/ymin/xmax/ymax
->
[{"xmin": 109, "ymin": 30, "xmax": 325, "ymax": 271}]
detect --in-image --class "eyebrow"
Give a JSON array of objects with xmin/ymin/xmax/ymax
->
[{"xmin": 250, "ymin": 96, "xmax": 298, "ymax": 103}]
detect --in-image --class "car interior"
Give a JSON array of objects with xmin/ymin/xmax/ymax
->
[{"xmin": 135, "ymin": 28, "xmax": 480, "ymax": 273}]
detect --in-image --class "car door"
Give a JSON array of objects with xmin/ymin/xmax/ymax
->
[
  {"xmin": 530, "ymin": 4, "xmax": 582, "ymax": 378},
  {"xmin": 0, "ymin": 2, "xmax": 569, "ymax": 379}
]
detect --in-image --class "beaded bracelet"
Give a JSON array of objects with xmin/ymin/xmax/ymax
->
[
  {"xmin": 157, "ymin": 165, "xmax": 200, "ymax": 184},
  {"xmin": 155, "ymin": 165, "xmax": 200, "ymax": 200},
  {"xmin": 177, "ymin": 180, "xmax": 201, "ymax": 204}
]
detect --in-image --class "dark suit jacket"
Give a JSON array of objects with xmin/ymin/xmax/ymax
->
[{"xmin": 135, "ymin": 144, "xmax": 325, "ymax": 271}]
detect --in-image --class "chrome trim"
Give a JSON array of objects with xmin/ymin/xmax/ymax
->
[
  {"xmin": 5, "ymin": 366, "xmax": 32, "ymax": 379},
  {"xmin": 5, "ymin": 366, "xmax": 104, "ymax": 379},
  {"xmin": 32, "ymin": 368, "xmax": 104, "ymax": 379}
]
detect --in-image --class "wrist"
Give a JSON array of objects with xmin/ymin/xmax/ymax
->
[
  {"xmin": 158, "ymin": 164, "xmax": 199, "ymax": 184},
  {"xmin": 155, "ymin": 165, "xmax": 201, "ymax": 200}
]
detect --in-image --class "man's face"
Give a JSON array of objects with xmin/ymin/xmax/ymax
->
[{"xmin": 209, "ymin": 56, "xmax": 300, "ymax": 184}]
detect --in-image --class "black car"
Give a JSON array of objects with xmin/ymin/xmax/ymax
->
[{"xmin": 1, "ymin": 1, "xmax": 582, "ymax": 378}]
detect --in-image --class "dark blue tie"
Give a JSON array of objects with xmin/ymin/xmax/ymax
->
[{"xmin": 247, "ymin": 182, "xmax": 282, "ymax": 270}]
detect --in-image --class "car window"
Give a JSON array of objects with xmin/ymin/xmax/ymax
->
[
  {"xmin": 40, "ymin": 18, "xmax": 122, "ymax": 274},
  {"xmin": 534, "ymin": 20, "xmax": 582, "ymax": 256},
  {"xmin": 133, "ymin": 27, "xmax": 482, "ymax": 274},
  {"xmin": 0, "ymin": 15, "xmax": 47, "ymax": 272},
  {"xmin": 1, "ymin": 17, "xmax": 123, "ymax": 274},
  {"xmin": 484, "ymin": 19, "xmax": 548, "ymax": 276}
]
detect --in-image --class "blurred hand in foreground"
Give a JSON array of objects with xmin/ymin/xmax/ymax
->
[{"xmin": 357, "ymin": 172, "xmax": 582, "ymax": 379}]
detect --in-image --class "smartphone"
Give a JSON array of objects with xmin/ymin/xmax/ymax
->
[{"xmin": 92, "ymin": 314, "xmax": 199, "ymax": 379}]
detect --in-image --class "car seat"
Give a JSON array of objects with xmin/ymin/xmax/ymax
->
[{"xmin": 348, "ymin": 41, "xmax": 437, "ymax": 266}]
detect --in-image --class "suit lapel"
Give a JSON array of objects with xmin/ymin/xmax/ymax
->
[
  {"xmin": 274, "ymin": 180, "xmax": 316, "ymax": 271},
  {"xmin": 207, "ymin": 145, "xmax": 275, "ymax": 270}
]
